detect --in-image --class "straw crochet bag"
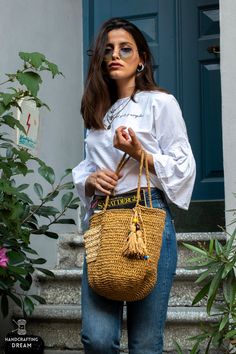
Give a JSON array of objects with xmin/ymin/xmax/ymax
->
[{"xmin": 83, "ymin": 150, "xmax": 166, "ymax": 301}]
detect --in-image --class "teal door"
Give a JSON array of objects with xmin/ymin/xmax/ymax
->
[{"xmin": 83, "ymin": 0, "xmax": 223, "ymax": 202}]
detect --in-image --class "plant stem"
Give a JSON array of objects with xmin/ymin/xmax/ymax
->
[
  {"xmin": 0, "ymin": 79, "xmax": 12, "ymax": 86},
  {"xmin": 21, "ymin": 183, "xmax": 61, "ymax": 225}
]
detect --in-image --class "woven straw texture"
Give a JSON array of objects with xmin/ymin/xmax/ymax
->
[{"xmin": 84, "ymin": 204, "xmax": 166, "ymax": 301}]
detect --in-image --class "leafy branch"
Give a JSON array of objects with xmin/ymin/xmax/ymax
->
[{"xmin": 0, "ymin": 52, "xmax": 79, "ymax": 318}]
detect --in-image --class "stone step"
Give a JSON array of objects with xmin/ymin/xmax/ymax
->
[
  {"xmin": 57, "ymin": 233, "xmax": 84, "ymax": 269},
  {"xmin": 44, "ymin": 351, "xmax": 85, "ymax": 354},
  {"xmin": 35, "ymin": 267, "xmax": 206, "ymax": 307},
  {"xmin": 12, "ymin": 304, "xmax": 220, "ymax": 353},
  {"xmin": 44, "ymin": 351, "xmax": 127, "ymax": 354},
  {"xmin": 176, "ymin": 232, "xmax": 226, "ymax": 268},
  {"xmin": 57, "ymin": 232, "xmax": 226, "ymax": 269}
]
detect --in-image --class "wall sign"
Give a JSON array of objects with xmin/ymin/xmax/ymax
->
[{"xmin": 16, "ymin": 99, "xmax": 39, "ymax": 151}]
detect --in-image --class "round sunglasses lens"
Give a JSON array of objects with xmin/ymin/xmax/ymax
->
[
  {"xmin": 104, "ymin": 48, "xmax": 113, "ymax": 61},
  {"xmin": 120, "ymin": 47, "xmax": 133, "ymax": 59}
]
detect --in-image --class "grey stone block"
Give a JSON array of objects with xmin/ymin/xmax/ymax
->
[
  {"xmin": 34, "ymin": 269, "xmax": 82, "ymax": 305},
  {"xmin": 13, "ymin": 305, "xmax": 221, "ymax": 352},
  {"xmin": 34, "ymin": 267, "xmax": 204, "ymax": 307},
  {"xmin": 57, "ymin": 233, "xmax": 84, "ymax": 269}
]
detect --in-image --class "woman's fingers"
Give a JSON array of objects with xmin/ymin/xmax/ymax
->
[
  {"xmin": 94, "ymin": 169, "xmax": 120, "ymax": 194},
  {"xmin": 113, "ymin": 126, "xmax": 143, "ymax": 160},
  {"xmin": 128, "ymin": 127, "xmax": 139, "ymax": 144}
]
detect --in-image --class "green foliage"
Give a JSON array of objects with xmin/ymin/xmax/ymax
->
[
  {"xmin": 0, "ymin": 52, "xmax": 79, "ymax": 318},
  {"xmin": 175, "ymin": 210, "xmax": 236, "ymax": 353}
]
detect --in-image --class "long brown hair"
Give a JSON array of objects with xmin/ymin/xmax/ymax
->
[{"xmin": 81, "ymin": 18, "xmax": 163, "ymax": 129}]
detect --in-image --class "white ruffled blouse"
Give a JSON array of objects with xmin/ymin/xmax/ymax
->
[{"xmin": 72, "ymin": 91, "xmax": 196, "ymax": 216}]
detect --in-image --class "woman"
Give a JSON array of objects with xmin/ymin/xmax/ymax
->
[{"xmin": 72, "ymin": 17, "xmax": 196, "ymax": 354}]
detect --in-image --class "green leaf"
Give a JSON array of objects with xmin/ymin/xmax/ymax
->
[
  {"xmin": 55, "ymin": 218, "xmax": 76, "ymax": 224},
  {"xmin": 38, "ymin": 165, "xmax": 55, "ymax": 185},
  {"xmin": 215, "ymin": 239, "xmax": 223, "ymax": 257},
  {"xmin": 208, "ymin": 266, "xmax": 224, "ymax": 299},
  {"xmin": 224, "ymin": 329, "xmax": 236, "ymax": 339},
  {"xmin": 222, "ymin": 260, "xmax": 235, "ymax": 279},
  {"xmin": 226, "ymin": 228, "xmax": 236, "ymax": 256},
  {"xmin": 29, "ymin": 294, "xmax": 46, "ymax": 304},
  {"xmin": 219, "ymin": 314, "xmax": 229, "ymax": 332},
  {"xmin": 190, "ymin": 340, "xmax": 201, "ymax": 354},
  {"xmin": 209, "ymin": 239, "xmax": 214, "ymax": 255},
  {"xmin": 21, "ymin": 229, "xmax": 30, "ymax": 245},
  {"xmin": 0, "ymin": 280, "xmax": 9, "ymax": 290},
  {"xmin": 7, "ymin": 265, "xmax": 28, "ymax": 275},
  {"xmin": 14, "ymin": 162, "xmax": 28, "ymax": 176},
  {"xmin": 192, "ymin": 282, "xmax": 210, "ymax": 306},
  {"xmin": 59, "ymin": 168, "xmax": 72, "ymax": 182},
  {"xmin": 44, "ymin": 231, "xmax": 59, "ymax": 239},
  {"xmin": 0, "ymin": 142, "xmax": 12, "ymax": 149},
  {"xmin": 0, "ymin": 101, "xmax": 7, "ymax": 115},
  {"xmin": 33, "ymin": 96, "xmax": 50, "ymax": 110},
  {"xmin": 43, "ymin": 189, "xmax": 59, "ymax": 202},
  {"xmin": 16, "ymin": 71, "xmax": 42, "ymax": 97},
  {"xmin": 2, "ymin": 114, "xmax": 26, "ymax": 134},
  {"xmin": 173, "ymin": 340, "xmax": 184, "ymax": 354},
  {"xmin": 223, "ymin": 270, "xmax": 236, "ymax": 306},
  {"xmin": 58, "ymin": 182, "xmax": 74, "ymax": 191},
  {"xmin": 8, "ymin": 292, "xmax": 22, "ymax": 308},
  {"xmin": 36, "ymin": 267, "xmax": 55, "ymax": 277},
  {"xmin": 1, "ymin": 93, "xmax": 14, "ymax": 106},
  {"xmin": 28, "ymin": 52, "xmax": 46, "ymax": 69},
  {"xmin": 24, "ymin": 246, "xmax": 38, "ymax": 255},
  {"xmin": 29, "ymin": 258, "xmax": 46, "ymax": 265},
  {"xmin": 205, "ymin": 337, "xmax": 213, "ymax": 354},
  {"xmin": 183, "ymin": 243, "xmax": 208, "ymax": 257},
  {"xmin": 67, "ymin": 203, "xmax": 80, "ymax": 210},
  {"xmin": 17, "ymin": 192, "xmax": 33, "ymax": 204},
  {"xmin": 44, "ymin": 59, "xmax": 61, "ymax": 78},
  {"xmin": 19, "ymin": 52, "xmax": 30, "ymax": 62},
  {"xmin": 207, "ymin": 266, "xmax": 224, "ymax": 314},
  {"xmin": 61, "ymin": 192, "xmax": 73, "ymax": 210},
  {"xmin": 34, "ymin": 183, "xmax": 43, "ymax": 199},
  {"xmin": 32, "ymin": 205, "xmax": 59, "ymax": 217},
  {"xmin": 7, "ymin": 250, "xmax": 25, "ymax": 265},
  {"xmin": 1, "ymin": 294, "xmax": 9, "ymax": 318},
  {"xmin": 23, "ymin": 246, "xmax": 38, "ymax": 255},
  {"xmin": 195, "ymin": 267, "xmax": 214, "ymax": 284},
  {"xmin": 16, "ymin": 184, "xmax": 29, "ymax": 192},
  {"xmin": 17, "ymin": 274, "xmax": 31, "ymax": 291},
  {"xmin": 23, "ymin": 296, "xmax": 34, "ymax": 316},
  {"xmin": 17, "ymin": 149, "xmax": 32, "ymax": 163}
]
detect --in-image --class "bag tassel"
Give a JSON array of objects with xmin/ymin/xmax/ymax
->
[{"xmin": 122, "ymin": 210, "xmax": 148, "ymax": 259}]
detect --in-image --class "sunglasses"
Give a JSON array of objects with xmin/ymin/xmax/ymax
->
[{"xmin": 103, "ymin": 47, "xmax": 137, "ymax": 61}]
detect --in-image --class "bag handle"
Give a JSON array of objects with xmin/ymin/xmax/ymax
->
[{"xmin": 103, "ymin": 150, "xmax": 152, "ymax": 210}]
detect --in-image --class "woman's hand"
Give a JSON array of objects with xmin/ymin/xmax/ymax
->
[
  {"xmin": 85, "ymin": 169, "xmax": 122, "ymax": 197},
  {"xmin": 113, "ymin": 125, "xmax": 156, "ymax": 175},
  {"xmin": 113, "ymin": 126, "xmax": 143, "ymax": 161}
]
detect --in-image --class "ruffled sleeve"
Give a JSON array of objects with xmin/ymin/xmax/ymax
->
[
  {"xmin": 72, "ymin": 131, "xmax": 97, "ymax": 210},
  {"xmin": 152, "ymin": 94, "xmax": 196, "ymax": 209}
]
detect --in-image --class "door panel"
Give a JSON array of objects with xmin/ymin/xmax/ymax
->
[{"xmin": 180, "ymin": 0, "xmax": 223, "ymax": 199}]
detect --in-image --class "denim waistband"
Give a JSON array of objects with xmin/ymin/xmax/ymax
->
[{"xmin": 90, "ymin": 188, "xmax": 167, "ymax": 211}]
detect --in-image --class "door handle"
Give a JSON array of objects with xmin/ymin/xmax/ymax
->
[{"xmin": 207, "ymin": 45, "xmax": 220, "ymax": 54}]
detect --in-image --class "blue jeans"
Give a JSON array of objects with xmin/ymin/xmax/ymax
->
[{"xmin": 81, "ymin": 189, "xmax": 177, "ymax": 354}]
